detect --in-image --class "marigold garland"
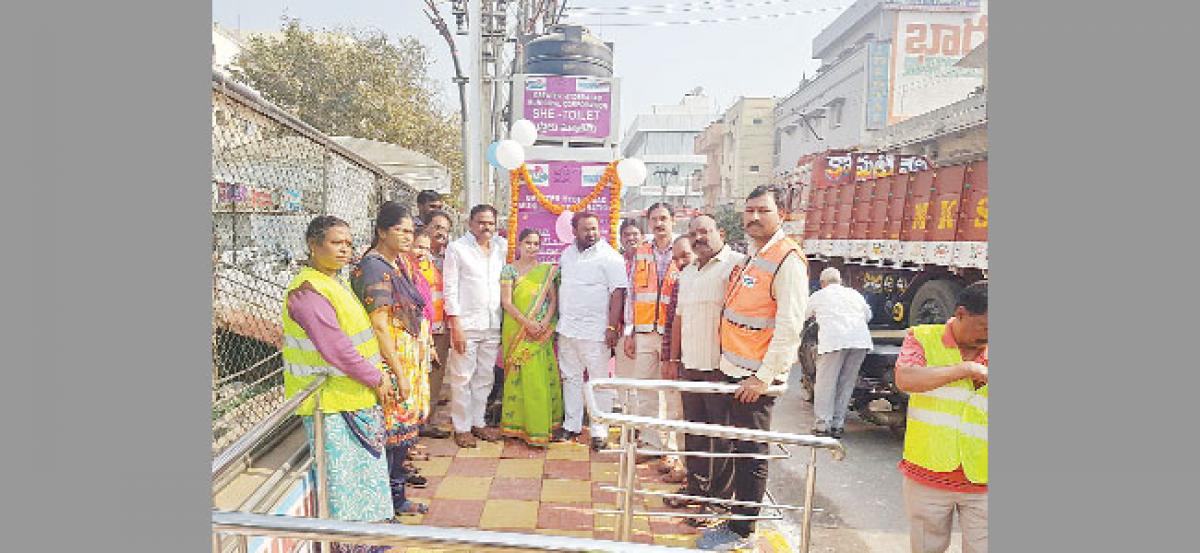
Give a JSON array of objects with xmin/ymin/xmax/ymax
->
[{"xmin": 507, "ymin": 160, "xmax": 624, "ymax": 262}]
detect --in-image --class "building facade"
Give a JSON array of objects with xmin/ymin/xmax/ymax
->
[
  {"xmin": 695, "ymin": 97, "xmax": 777, "ymax": 210},
  {"xmin": 773, "ymin": 0, "xmax": 988, "ymax": 182},
  {"xmin": 620, "ymin": 91, "xmax": 720, "ymax": 216},
  {"xmin": 864, "ymin": 39, "xmax": 987, "ymax": 166}
]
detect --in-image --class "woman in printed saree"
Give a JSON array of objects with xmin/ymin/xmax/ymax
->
[
  {"xmin": 350, "ymin": 201, "xmax": 433, "ymax": 517},
  {"xmin": 280, "ymin": 215, "xmax": 393, "ymax": 552},
  {"xmin": 498, "ymin": 228, "xmax": 565, "ymax": 447}
]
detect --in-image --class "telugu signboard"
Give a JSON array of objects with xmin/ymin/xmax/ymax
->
[
  {"xmin": 865, "ymin": 41, "xmax": 892, "ymax": 130},
  {"xmin": 516, "ymin": 159, "xmax": 616, "ymax": 263},
  {"xmin": 519, "ymin": 75, "xmax": 615, "ymax": 142},
  {"xmin": 889, "ymin": 9, "xmax": 987, "ymax": 123}
]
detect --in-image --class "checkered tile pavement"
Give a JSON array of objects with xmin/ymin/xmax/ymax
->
[{"xmin": 394, "ymin": 434, "xmax": 702, "ymax": 549}]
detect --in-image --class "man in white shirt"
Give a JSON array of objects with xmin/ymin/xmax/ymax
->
[
  {"xmin": 443, "ymin": 204, "xmax": 507, "ymax": 448},
  {"xmin": 805, "ymin": 267, "xmax": 873, "ymax": 438},
  {"xmin": 663, "ymin": 214, "xmax": 746, "ymax": 511},
  {"xmin": 556, "ymin": 211, "xmax": 628, "ymax": 451}
]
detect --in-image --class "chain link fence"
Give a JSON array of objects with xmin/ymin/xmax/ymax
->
[{"xmin": 210, "ymin": 71, "xmax": 418, "ymax": 456}]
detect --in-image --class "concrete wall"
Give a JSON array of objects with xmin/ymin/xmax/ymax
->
[
  {"xmin": 721, "ymin": 98, "xmax": 777, "ymax": 205},
  {"xmin": 774, "ymin": 46, "xmax": 869, "ymax": 177}
]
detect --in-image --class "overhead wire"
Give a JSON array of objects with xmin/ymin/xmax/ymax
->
[
  {"xmin": 566, "ymin": 0, "xmax": 828, "ymax": 16},
  {"xmin": 565, "ymin": 5, "xmax": 846, "ymax": 26}
]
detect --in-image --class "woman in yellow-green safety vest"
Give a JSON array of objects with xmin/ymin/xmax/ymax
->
[
  {"xmin": 894, "ymin": 280, "xmax": 989, "ymax": 553},
  {"xmin": 280, "ymin": 215, "xmax": 394, "ymax": 551}
]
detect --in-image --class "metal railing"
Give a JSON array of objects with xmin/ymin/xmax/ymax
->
[
  {"xmin": 213, "ymin": 511, "xmax": 698, "ymax": 552},
  {"xmin": 585, "ymin": 377, "xmax": 847, "ymax": 553},
  {"xmin": 211, "ymin": 374, "xmax": 706, "ymax": 552}
]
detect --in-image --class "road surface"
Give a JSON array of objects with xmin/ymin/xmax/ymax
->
[{"xmin": 765, "ymin": 368, "xmax": 968, "ymax": 552}]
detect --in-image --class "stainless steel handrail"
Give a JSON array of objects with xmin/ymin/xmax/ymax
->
[
  {"xmin": 212, "ymin": 375, "xmax": 327, "ymax": 478},
  {"xmin": 585, "ymin": 377, "xmax": 846, "ymax": 552},
  {"xmin": 587, "ymin": 378, "xmax": 846, "ymax": 459},
  {"xmin": 212, "ymin": 511, "xmax": 700, "ymax": 552}
]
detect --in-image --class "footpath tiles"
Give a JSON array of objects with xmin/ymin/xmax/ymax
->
[{"xmin": 407, "ymin": 435, "xmax": 699, "ymax": 550}]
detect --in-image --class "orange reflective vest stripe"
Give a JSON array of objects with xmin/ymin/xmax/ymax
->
[
  {"xmin": 719, "ymin": 236, "xmax": 803, "ymax": 372},
  {"xmin": 630, "ymin": 242, "xmax": 679, "ymax": 334},
  {"xmin": 418, "ymin": 258, "xmax": 445, "ymax": 333}
]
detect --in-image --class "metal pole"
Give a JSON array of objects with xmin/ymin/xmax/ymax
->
[
  {"xmin": 616, "ymin": 424, "xmax": 629, "ymax": 491},
  {"xmin": 313, "ymin": 394, "xmax": 329, "ymax": 520},
  {"xmin": 313, "ymin": 393, "xmax": 329, "ymax": 553},
  {"xmin": 618, "ymin": 435, "xmax": 638, "ymax": 542},
  {"xmin": 800, "ymin": 448, "xmax": 818, "ymax": 553},
  {"xmin": 466, "ymin": 0, "xmax": 484, "ymax": 207}
]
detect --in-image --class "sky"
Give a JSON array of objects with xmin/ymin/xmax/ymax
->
[{"xmin": 211, "ymin": 0, "xmax": 848, "ymax": 134}]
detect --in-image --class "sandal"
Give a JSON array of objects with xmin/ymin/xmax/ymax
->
[
  {"xmin": 394, "ymin": 500, "xmax": 429, "ymax": 517},
  {"xmin": 406, "ymin": 473, "xmax": 428, "ymax": 488},
  {"xmin": 408, "ymin": 451, "xmax": 430, "ymax": 461},
  {"xmin": 454, "ymin": 431, "xmax": 478, "ymax": 448},
  {"xmin": 662, "ymin": 466, "xmax": 687, "ymax": 484},
  {"xmin": 663, "ymin": 487, "xmax": 703, "ymax": 509}
]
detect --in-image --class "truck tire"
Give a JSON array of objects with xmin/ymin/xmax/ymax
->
[
  {"xmin": 798, "ymin": 321, "xmax": 819, "ymax": 403},
  {"xmin": 908, "ymin": 279, "xmax": 964, "ymax": 326}
]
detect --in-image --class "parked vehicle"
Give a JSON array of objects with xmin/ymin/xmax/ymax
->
[
  {"xmin": 781, "ymin": 150, "xmax": 988, "ymax": 331},
  {"xmin": 797, "ymin": 320, "xmax": 907, "ymax": 434}
]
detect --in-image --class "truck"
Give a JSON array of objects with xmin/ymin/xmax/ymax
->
[
  {"xmin": 781, "ymin": 149, "xmax": 988, "ymax": 332},
  {"xmin": 781, "ymin": 150, "xmax": 988, "ymax": 432}
]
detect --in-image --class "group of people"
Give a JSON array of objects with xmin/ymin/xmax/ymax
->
[
  {"xmin": 279, "ymin": 183, "xmax": 988, "ymax": 553},
  {"xmin": 280, "ymin": 190, "xmax": 457, "ymax": 535}
]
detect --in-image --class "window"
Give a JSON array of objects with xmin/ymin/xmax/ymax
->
[
  {"xmin": 749, "ymin": 165, "xmax": 761, "ymax": 173},
  {"xmin": 827, "ymin": 99, "xmax": 845, "ymax": 128},
  {"xmin": 752, "ymin": 118, "xmax": 764, "ymax": 125}
]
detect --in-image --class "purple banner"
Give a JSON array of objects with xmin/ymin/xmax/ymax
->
[
  {"xmin": 515, "ymin": 160, "xmax": 614, "ymax": 264},
  {"xmin": 522, "ymin": 76, "xmax": 612, "ymax": 140}
]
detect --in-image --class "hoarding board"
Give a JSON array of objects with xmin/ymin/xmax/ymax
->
[
  {"xmin": 889, "ymin": 9, "xmax": 987, "ymax": 123},
  {"xmin": 865, "ymin": 41, "xmax": 892, "ymax": 130},
  {"xmin": 516, "ymin": 159, "xmax": 616, "ymax": 263},
  {"xmin": 519, "ymin": 75, "xmax": 615, "ymax": 142}
]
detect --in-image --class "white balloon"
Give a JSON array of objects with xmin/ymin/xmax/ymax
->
[
  {"xmin": 495, "ymin": 139, "xmax": 526, "ymax": 170},
  {"xmin": 511, "ymin": 119, "xmax": 538, "ymax": 147},
  {"xmin": 617, "ymin": 158, "xmax": 648, "ymax": 187}
]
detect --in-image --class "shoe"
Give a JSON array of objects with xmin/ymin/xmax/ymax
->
[
  {"xmin": 393, "ymin": 500, "xmax": 428, "ymax": 517},
  {"xmin": 813, "ymin": 427, "xmax": 831, "ymax": 438},
  {"xmin": 419, "ymin": 425, "xmax": 450, "ymax": 439},
  {"xmin": 552, "ymin": 428, "xmax": 579, "ymax": 442},
  {"xmin": 697, "ymin": 524, "xmax": 750, "ymax": 550},
  {"xmin": 663, "ymin": 486, "xmax": 703, "ymax": 509},
  {"xmin": 831, "ymin": 427, "xmax": 844, "ymax": 439},
  {"xmin": 685, "ymin": 504, "xmax": 725, "ymax": 528},
  {"xmin": 406, "ymin": 473, "xmax": 428, "ymax": 488},
  {"xmin": 636, "ymin": 454, "xmax": 662, "ymax": 465},
  {"xmin": 662, "ymin": 466, "xmax": 687, "ymax": 484},
  {"xmin": 472, "ymin": 426, "xmax": 500, "ymax": 442},
  {"xmin": 454, "ymin": 431, "xmax": 477, "ymax": 448},
  {"xmin": 590, "ymin": 437, "xmax": 607, "ymax": 451}
]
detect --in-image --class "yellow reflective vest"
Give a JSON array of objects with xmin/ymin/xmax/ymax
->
[
  {"xmin": 901, "ymin": 324, "xmax": 988, "ymax": 484},
  {"xmin": 280, "ymin": 266, "xmax": 383, "ymax": 416}
]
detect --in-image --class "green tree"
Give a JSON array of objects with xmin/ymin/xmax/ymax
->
[
  {"xmin": 231, "ymin": 18, "xmax": 463, "ymax": 205},
  {"xmin": 715, "ymin": 204, "xmax": 745, "ymax": 245}
]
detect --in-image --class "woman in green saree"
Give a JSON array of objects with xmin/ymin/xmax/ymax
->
[{"xmin": 498, "ymin": 228, "xmax": 565, "ymax": 447}]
